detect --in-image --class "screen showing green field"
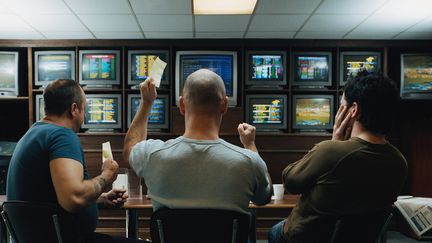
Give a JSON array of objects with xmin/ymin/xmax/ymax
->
[
  {"xmin": 82, "ymin": 54, "xmax": 116, "ymax": 80},
  {"xmin": 295, "ymin": 98, "xmax": 331, "ymax": 126},
  {"xmin": 0, "ymin": 53, "xmax": 17, "ymax": 89},
  {"xmin": 402, "ymin": 55, "xmax": 432, "ymax": 92},
  {"xmin": 251, "ymin": 98, "xmax": 283, "ymax": 124},
  {"xmin": 85, "ymin": 97, "xmax": 119, "ymax": 124}
]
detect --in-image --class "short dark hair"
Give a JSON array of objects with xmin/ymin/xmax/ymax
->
[
  {"xmin": 344, "ymin": 71, "xmax": 399, "ymax": 135},
  {"xmin": 43, "ymin": 79, "xmax": 83, "ymax": 116}
]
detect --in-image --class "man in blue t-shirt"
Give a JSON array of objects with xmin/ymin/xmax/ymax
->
[{"xmin": 7, "ymin": 79, "xmax": 145, "ymax": 243}]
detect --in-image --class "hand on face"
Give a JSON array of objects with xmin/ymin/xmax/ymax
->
[
  {"xmin": 140, "ymin": 77, "xmax": 157, "ymax": 103},
  {"xmin": 332, "ymin": 105, "xmax": 356, "ymax": 141}
]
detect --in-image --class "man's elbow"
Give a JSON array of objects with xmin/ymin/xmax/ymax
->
[
  {"xmin": 58, "ymin": 195, "xmax": 89, "ymax": 213},
  {"xmin": 283, "ymin": 178, "xmax": 303, "ymax": 195}
]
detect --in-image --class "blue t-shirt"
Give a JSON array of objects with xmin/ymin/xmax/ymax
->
[{"xmin": 6, "ymin": 122, "xmax": 98, "ymax": 234}]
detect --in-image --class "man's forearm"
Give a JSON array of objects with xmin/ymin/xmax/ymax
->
[{"xmin": 123, "ymin": 101, "xmax": 153, "ymax": 162}]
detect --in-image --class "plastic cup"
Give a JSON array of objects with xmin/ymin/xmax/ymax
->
[{"xmin": 273, "ymin": 184, "xmax": 284, "ymax": 200}]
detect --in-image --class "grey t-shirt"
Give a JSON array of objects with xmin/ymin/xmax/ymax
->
[{"xmin": 130, "ymin": 136, "xmax": 271, "ymax": 214}]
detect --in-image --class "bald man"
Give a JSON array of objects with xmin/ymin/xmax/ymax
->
[{"xmin": 123, "ymin": 69, "xmax": 272, "ymax": 214}]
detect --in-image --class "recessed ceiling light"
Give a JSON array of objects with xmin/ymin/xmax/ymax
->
[{"xmin": 193, "ymin": 0, "xmax": 257, "ymax": 15}]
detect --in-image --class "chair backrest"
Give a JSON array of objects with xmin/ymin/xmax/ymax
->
[
  {"xmin": 150, "ymin": 208, "xmax": 250, "ymax": 243},
  {"xmin": 1, "ymin": 200, "xmax": 65, "ymax": 243},
  {"xmin": 330, "ymin": 210, "xmax": 393, "ymax": 243}
]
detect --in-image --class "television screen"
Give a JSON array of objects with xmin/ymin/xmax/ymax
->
[
  {"xmin": 246, "ymin": 51, "xmax": 286, "ymax": 86},
  {"xmin": 127, "ymin": 94, "xmax": 169, "ymax": 130},
  {"xmin": 79, "ymin": 50, "xmax": 120, "ymax": 87},
  {"xmin": 35, "ymin": 94, "xmax": 45, "ymax": 121},
  {"xmin": 0, "ymin": 52, "xmax": 18, "ymax": 97},
  {"xmin": 293, "ymin": 95, "xmax": 334, "ymax": 130},
  {"xmin": 246, "ymin": 94, "xmax": 287, "ymax": 131},
  {"xmin": 82, "ymin": 94, "xmax": 122, "ymax": 130},
  {"xmin": 128, "ymin": 50, "xmax": 169, "ymax": 86},
  {"xmin": 175, "ymin": 51, "xmax": 238, "ymax": 106},
  {"xmin": 340, "ymin": 52, "xmax": 380, "ymax": 85},
  {"xmin": 292, "ymin": 52, "xmax": 332, "ymax": 86},
  {"xmin": 400, "ymin": 54, "xmax": 432, "ymax": 99},
  {"xmin": 34, "ymin": 51, "xmax": 75, "ymax": 86}
]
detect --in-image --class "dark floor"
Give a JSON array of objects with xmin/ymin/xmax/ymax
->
[{"xmin": 256, "ymin": 231, "xmax": 430, "ymax": 243}]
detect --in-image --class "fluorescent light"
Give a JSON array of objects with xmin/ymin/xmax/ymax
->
[{"xmin": 193, "ymin": 0, "xmax": 257, "ymax": 15}]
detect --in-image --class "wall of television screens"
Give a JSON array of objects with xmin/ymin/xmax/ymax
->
[{"xmin": 1, "ymin": 43, "xmax": 430, "ymax": 134}]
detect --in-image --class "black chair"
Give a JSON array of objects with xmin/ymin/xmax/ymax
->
[
  {"xmin": 330, "ymin": 210, "xmax": 393, "ymax": 243},
  {"xmin": 1, "ymin": 201, "xmax": 65, "ymax": 243},
  {"xmin": 150, "ymin": 208, "xmax": 251, "ymax": 243}
]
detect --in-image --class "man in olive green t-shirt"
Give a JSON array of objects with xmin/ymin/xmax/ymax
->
[{"xmin": 268, "ymin": 71, "xmax": 408, "ymax": 243}]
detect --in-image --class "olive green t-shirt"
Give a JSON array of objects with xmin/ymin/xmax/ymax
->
[{"xmin": 282, "ymin": 137, "xmax": 407, "ymax": 241}]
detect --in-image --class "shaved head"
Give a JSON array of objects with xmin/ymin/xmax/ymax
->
[{"xmin": 182, "ymin": 69, "xmax": 226, "ymax": 112}]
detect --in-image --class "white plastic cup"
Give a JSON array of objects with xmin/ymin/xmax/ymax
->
[{"xmin": 273, "ymin": 184, "xmax": 284, "ymax": 200}]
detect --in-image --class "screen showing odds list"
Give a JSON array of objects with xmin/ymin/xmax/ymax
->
[
  {"xmin": 85, "ymin": 97, "xmax": 118, "ymax": 124},
  {"xmin": 180, "ymin": 55, "xmax": 233, "ymax": 96},
  {"xmin": 250, "ymin": 55, "xmax": 283, "ymax": 80},
  {"xmin": 82, "ymin": 54, "xmax": 116, "ymax": 80},
  {"xmin": 295, "ymin": 56, "xmax": 329, "ymax": 81},
  {"xmin": 38, "ymin": 54, "xmax": 72, "ymax": 81},
  {"xmin": 131, "ymin": 97, "xmax": 165, "ymax": 125},
  {"xmin": 252, "ymin": 98, "xmax": 283, "ymax": 124},
  {"xmin": 131, "ymin": 54, "xmax": 166, "ymax": 81},
  {"xmin": 343, "ymin": 55, "xmax": 378, "ymax": 81}
]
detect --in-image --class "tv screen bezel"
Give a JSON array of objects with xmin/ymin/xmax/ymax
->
[
  {"xmin": 400, "ymin": 53, "xmax": 432, "ymax": 100},
  {"xmin": 175, "ymin": 50, "xmax": 238, "ymax": 107},
  {"xmin": 339, "ymin": 51, "xmax": 381, "ymax": 86},
  {"xmin": 291, "ymin": 51, "xmax": 332, "ymax": 87},
  {"xmin": 34, "ymin": 50, "xmax": 76, "ymax": 87},
  {"xmin": 0, "ymin": 51, "xmax": 19, "ymax": 96},
  {"xmin": 245, "ymin": 50, "xmax": 287, "ymax": 86},
  {"xmin": 79, "ymin": 50, "xmax": 121, "ymax": 86},
  {"xmin": 292, "ymin": 94, "xmax": 334, "ymax": 130},
  {"xmin": 35, "ymin": 94, "xmax": 45, "ymax": 121},
  {"xmin": 127, "ymin": 93, "xmax": 170, "ymax": 130},
  {"xmin": 245, "ymin": 94, "xmax": 287, "ymax": 131},
  {"xmin": 82, "ymin": 93, "xmax": 122, "ymax": 130},
  {"xmin": 127, "ymin": 50, "xmax": 169, "ymax": 87}
]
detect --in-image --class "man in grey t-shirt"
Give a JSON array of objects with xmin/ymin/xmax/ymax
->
[{"xmin": 123, "ymin": 69, "xmax": 272, "ymax": 214}]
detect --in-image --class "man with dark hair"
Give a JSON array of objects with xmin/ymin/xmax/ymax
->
[
  {"xmin": 268, "ymin": 71, "xmax": 408, "ymax": 243},
  {"xmin": 123, "ymin": 69, "xmax": 272, "ymax": 215},
  {"xmin": 7, "ymin": 79, "xmax": 145, "ymax": 243}
]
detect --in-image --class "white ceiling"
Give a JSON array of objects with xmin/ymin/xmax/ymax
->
[{"xmin": 0, "ymin": 0, "xmax": 431, "ymax": 40}]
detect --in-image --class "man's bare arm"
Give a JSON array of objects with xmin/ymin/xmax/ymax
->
[{"xmin": 50, "ymin": 158, "xmax": 118, "ymax": 213}]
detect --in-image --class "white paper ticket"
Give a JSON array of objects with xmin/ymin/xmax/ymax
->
[
  {"xmin": 149, "ymin": 57, "xmax": 167, "ymax": 88},
  {"xmin": 102, "ymin": 141, "xmax": 113, "ymax": 162}
]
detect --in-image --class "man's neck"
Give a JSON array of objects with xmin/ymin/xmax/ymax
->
[
  {"xmin": 42, "ymin": 116, "xmax": 75, "ymax": 131},
  {"xmin": 351, "ymin": 122, "xmax": 387, "ymax": 144},
  {"xmin": 183, "ymin": 114, "xmax": 221, "ymax": 140}
]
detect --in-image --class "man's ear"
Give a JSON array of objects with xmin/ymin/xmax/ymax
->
[
  {"xmin": 221, "ymin": 96, "xmax": 228, "ymax": 115},
  {"xmin": 349, "ymin": 102, "xmax": 360, "ymax": 118},
  {"xmin": 69, "ymin": 103, "xmax": 79, "ymax": 118},
  {"xmin": 179, "ymin": 96, "xmax": 185, "ymax": 116}
]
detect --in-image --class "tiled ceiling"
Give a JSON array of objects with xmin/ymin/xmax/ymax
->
[{"xmin": 0, "ymin": 0, "xmax": 431, "ymax": 39}]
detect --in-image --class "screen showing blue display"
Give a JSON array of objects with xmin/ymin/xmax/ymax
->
[
  {"xmin": 38, "ymin": 54, "xmax": 72, "ymax": 81},
  {"xmin": 131, "ymin": 97, "xmax": 166, "ymax": 125},
  {"xmin": 180, "ymin": 55, "xmax": 233, "ymax": 96}
]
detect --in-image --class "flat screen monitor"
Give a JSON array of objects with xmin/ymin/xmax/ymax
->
[
  {"xmin": 340, "ymin": 51, "xmax": 380, "ymax": 85},
  {"xmin": 34, "ymin": 51, "xmax": 75, "ymax": 87},
  {"xmin": 245, "ymin": 94, "xmax": 287, "ymax": 131},
  {"xmin": 128, "ymin": 50, "xmax": 169, "ymax": 87},
  {"xmin": 0, "ymin": 52, "xmax": 18, "ymax": 97},
  {"xmin": 35, "ymin": 94, "xmax": 45, "ymax": 121},
  {"xmin": 175, "ymin": 51, "xmax": 238, "ymax": 106},
  {"xmin": 127, "ymin": 94, "xmax": 169, "ymax": 131},
  {"xmin": 292, "ymin": 95, "xmax": 334, "ymax": 131},
  {"xmin": 82, "ymin": 94, "xmax": 122, "ymax": 130},
  {"xmin": 79, "ymin": 50, "xmax": 120, "ymax": 88},
  {"xmin": 292, "ymin": 52, "xmax": 332, "ymax": 87},
  {"xmin": 245, "ymin": 51, "xmax": 287, "ymax": 87},
  {"xmin": 400, "ymin": 54, "xmax": 432, "ymax": 99}
]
